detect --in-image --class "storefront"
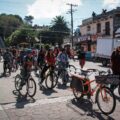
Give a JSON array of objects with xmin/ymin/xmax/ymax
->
[{"xmin": 77, "ymin": 35, "xmax": 97, "ymax": 52}]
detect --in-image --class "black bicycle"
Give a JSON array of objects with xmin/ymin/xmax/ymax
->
[
  {"xmin": 55, "ymin": 62, "xmax": 76, "ymax": 85},
  {"xmin": 15, "ymin": 67, "xmax": 36, "ymax": 97}
]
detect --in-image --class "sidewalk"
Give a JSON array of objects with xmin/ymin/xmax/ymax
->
[{"xmin": 0, "ymin": 95, "xmax": 120, "ymax": 120}]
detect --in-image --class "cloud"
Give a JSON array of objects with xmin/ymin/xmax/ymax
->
[
  {"xmin": 27, "ymin": 0, "xmax": 82, "ymax": 19},
  {"xmin": 103, "ymin": 0, "xmax": 120, "ymax": 9}
]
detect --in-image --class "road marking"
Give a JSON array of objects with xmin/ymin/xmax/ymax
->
[{"xmin": 1, "ymin": 96, "xmax": 74, "ymax": 110}]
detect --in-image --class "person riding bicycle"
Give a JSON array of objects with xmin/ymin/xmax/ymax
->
[
  {"xmin": 57, "ymin": 48, "xmax": 69, "ymax": 68},
  {"xmin": 11, "ymin": 47, "xmax": 18, "ymax": 71},
  {"xmin": 57, "ymin": 48, "xmax": 69, "ymax": 85},
  {"xmin": 37, "ymin": 47, "xmax": 45, "ymax": 67},
  {"xmin": 23, "ymin": 49, "xmax": 33, "ymax": 78},
  {"xmin": 3, "ymin": 48, "xmax": 13, "ymax": 75},
  {"xmin": 19, "ymin": 49, "xmax": 33, "ymax": 88},
  {"xmin": 39, "ymin": 48, "xmax": 56, "ymax": 89}
]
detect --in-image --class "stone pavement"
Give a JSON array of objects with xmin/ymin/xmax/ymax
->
[
  {"xmin": 0, "ymin": 60, "xmax": 120, "ymax": 120},
  {"xmin": 0, "ymin": 94, "xmax": 120, "ymax": 120}
]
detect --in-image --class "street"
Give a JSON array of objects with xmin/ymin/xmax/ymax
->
[{"xmin": 0, "ymin": 60, "xmax": 120, "ymax": 120}]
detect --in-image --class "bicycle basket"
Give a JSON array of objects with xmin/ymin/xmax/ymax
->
[{"xmin": 95, "ymin": 74, "xmax": 120, "ymax": 85}]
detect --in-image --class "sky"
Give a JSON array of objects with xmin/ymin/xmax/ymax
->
[{"xmin": 0, "ymin": 0, "xmax": 120, "ymax": 30}]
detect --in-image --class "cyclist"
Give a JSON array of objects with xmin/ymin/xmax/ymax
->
[
  {"xmin": 53, "ymin": 46, "xmax": 60, "ymax": 57},
  {"xmin": 3, "ymin": 48, "xmax": 13, "ymax": 76},
  {"xmin": 39, "ymin": 48, "xmax": 56, "ymax": 89},
  {"xmin": 37, "ymin": 47, "xmax": 45, "ymax": 67},
  {"xmin": 19, "ymin": 49, "xmax": 33, "ymax": 88},
  {"xmin": 11, "ymin": 47, "xmax": 18, "ymax": 71},
  {"xmin": 57, "ymin": 48, "xmax": 69, "ymax": 85}
]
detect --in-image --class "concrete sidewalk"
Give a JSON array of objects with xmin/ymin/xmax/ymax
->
[{"xmin": 0, "ymin": 95, "xmax": 120, "ymax": 120}]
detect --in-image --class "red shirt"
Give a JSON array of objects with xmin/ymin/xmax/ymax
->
[{"xmin": 46, "ymin": 55, "xmax": 56, "ymax": 65}]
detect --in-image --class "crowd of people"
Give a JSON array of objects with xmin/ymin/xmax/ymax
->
[
  {"xmin": 0, "ymin": 46, "xmax": 76, "ymax": 89},
  {"xmin": 0, "ymin": 45, "xmax": 120, "ymax": 93}
]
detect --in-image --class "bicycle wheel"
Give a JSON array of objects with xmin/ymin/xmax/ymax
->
[
  {"xmin": 45, "ymin": 72, "xmax": 58, "ymax": 89},
  {"xmin": 15, "ymin": 74, "xmax": 22, "ymax": 91},
  {"xmin": 96, "ymin": 87, "xmax": 116, "ymax": 115},
  {"xmin": 19, "ymin": 81, "xmax": 28, "ymax": 97},
  {"xmin": 27, "ymin": 78, "xmax": 36, "ymax": 97},
  {"xmin": 73, "ymin": 88, "xmax": 83, "ymax": 100}
]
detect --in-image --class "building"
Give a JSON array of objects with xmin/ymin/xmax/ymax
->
[{"xmin": 78, "ymin": 7, "xmax": 120, "ymax": 52}]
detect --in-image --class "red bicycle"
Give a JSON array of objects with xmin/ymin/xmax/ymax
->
[{"xmin": 70, "ymin": 68, "xmax": 116, "ymax": 115}]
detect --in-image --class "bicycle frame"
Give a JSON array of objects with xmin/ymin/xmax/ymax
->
[{"xmin": 71, "ymin": 73, "xmax": 106, "ymax": 97}]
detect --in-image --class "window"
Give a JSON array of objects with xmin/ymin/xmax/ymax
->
[
  {"xmin": 105, "ymin": 22, "xmax": 110, "ymax": 35},
  {"xmin": 97, "ymin": 23, "xmax": 101, "ymax": 33},
  {"xmin": 87, "ymin": 26, "xmax": 91, "ymax": 31}
]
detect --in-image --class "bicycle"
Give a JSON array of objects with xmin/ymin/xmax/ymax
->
[
  {"xmin": 38, "ymin": 65, "xmax": 58, "ymax": 89},
  {"xmin": 70, "ymin": 68, "xmax": 116, "ymax": 115},
  {"xmin": 55, "ymin": 61, "xmax": 76, "ymax": 85},
  {"xmin": 15, "ymin": 67, "xmax": 36, "ymax": 97}
]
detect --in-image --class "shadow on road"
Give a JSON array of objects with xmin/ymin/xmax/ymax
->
[
  {"xmin": 98, "ymin": 65, "xmax": 110, "ymax": 68},
  {"xmin": 42, "ymin": 88, "xmax": 58, "ymax": 96},
  {"xmin": 13, "ymin": 90, "xmax": 36, "ymax": 109},
  {"xmin": 0, "ymin": 73, "xmax": 10, "ymax": 78},
  {"xmin": 57, "ymin": 83, "xmax": 69, "ymax": 90},
  {"xmin": 67, "ymin": 98, "xmax": 115, "ymax": 120}
]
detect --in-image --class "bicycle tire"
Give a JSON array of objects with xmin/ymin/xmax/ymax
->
[
  {"xmin": 27, "ymin": 78, "xmax": 36, "ymax": 97},
  {"xmin": 15, "ymin": 74, "xmax": 22, "ymax": 91},
  {"xmin": 17, "ymin": 76, "xmax": 28, "ymax": 97},
  {"xmin": 73, "ymin": 88, "xmax": 83, "ymax": 100},
  {"xmin": 118, "ymin": 84, "xmax": 120, "ymax": 96},
  {"xmin": 45, "ymin": 72, "xmax": 58, "ymax": 89},
  {"xmin": 96, "ymin": 86, "xmax": 116, "ymax": 115}
]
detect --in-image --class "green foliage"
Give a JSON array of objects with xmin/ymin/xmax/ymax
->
[
  {"xmin": 0, "ymin": 14, "xmax": 23, "ymax": 39},
  {"xmin": 37, "ymin": 16, "xmax": 70, "ymax": 46},
  {"xmin": 24, "ymin": 15, "xmax": 34, "ymax": 25},
  {"xmin": 50, "ymin": 16, "xmax": 70, "ymax": 45},
  {"xmin": 8, "ymin": 24, "xmax": 37, "ymax": 45}
]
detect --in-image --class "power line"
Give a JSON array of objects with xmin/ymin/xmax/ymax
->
[{"xmin": 67, "ymin": 3, "xmax": 78, "ymax": 47}]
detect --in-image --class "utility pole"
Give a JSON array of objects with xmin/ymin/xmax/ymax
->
[{"xmin": 67, "ymin": 3, "xmax": 78, "ymax": 47}]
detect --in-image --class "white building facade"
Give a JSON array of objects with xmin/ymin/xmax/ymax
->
[{"xmin": 78, "ymin": 7, "xmax": 120, "ymax": 52}]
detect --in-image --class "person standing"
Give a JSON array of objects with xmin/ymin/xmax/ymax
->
[
  {"xmin": 110, "ymin": 46, "xmax": 120, "ymax": 91},
  {"xmin": 77, "ymin": 47, "xmax": 86, "ymax": 69}
]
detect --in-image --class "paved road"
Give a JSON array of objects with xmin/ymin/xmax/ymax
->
[
  {"xmin": 0, "ymin": 60, "xmax": 108, "ymax": 104},
  {"xmin": 0, "ymin": 60, "xmax": 120, "ymax": 120}
]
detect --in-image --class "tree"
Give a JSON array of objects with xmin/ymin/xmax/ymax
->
[
  {"xmin": 24, "ymin": 15, "xmax": 34, "ymax": 25},
  {"xmin": 0, "ymin": 14, "xmax": 23, "ymax": 40},
  {"xmin": 37, "ymin": 29, "xmax": 57, "ymax": 45},
  {"xmin": 50, "ymin": 16, "xmax": 70, "ymax": 45},
  {"xmin": 8, "ymin": 24, "xmax": 37, "ymax": 46}
]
